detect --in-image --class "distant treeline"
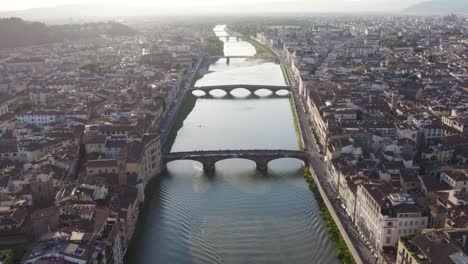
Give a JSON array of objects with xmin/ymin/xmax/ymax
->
[
  {"xmin": 202, "ymin": 31, "xmax": 224, "ymax": 56},
  {"xmin": 0, "ymin": 17, "xmax": 137, "ymax": 49}
]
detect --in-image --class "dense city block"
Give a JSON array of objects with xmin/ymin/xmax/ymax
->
[{"xmin": 0, "ymin": 13, "xmax": 467, "ymax": 264}]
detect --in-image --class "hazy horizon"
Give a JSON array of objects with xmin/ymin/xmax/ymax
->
[{"xmin": 0, "ymin": 0, "xmax": 427, "ymax": 13}]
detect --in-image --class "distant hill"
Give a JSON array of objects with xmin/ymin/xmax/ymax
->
[
  {"xmin": 0, "ymin": 18, "xmax": 55, "ymax": 49},
  {"xmin": 405, "ymin": 0, "xmax": 468, "ymax": 14},
  {"xmin": 0, "ymin": 17, "xmax": 137, "ymax": 49},
  {"xmin": 0, "ymin": 4, "xmax": 163, "ymax": 24}
]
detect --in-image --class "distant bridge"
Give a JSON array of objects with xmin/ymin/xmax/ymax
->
[
  {"xmin": 218, "ymin": 36, "xmax": 241, "ymax": 41},
  {"xmin": 215, "ymin": 56, "xmax": 253, "ymax": 59},
  {"xmin": 211, "ymin": 56, "xmax": 254, "ymax": 64},
  {"xmin": 191, "ymin": 84, "xmax": 291, "ymax": 93},
  {"xmin": 163, "ymin": 149, "xmax": 319, "ymax": 173}
]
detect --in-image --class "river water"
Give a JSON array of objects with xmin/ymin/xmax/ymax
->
[{"xmin": 128, "ymin": 25, "xmax": 339, "ymax": 264}]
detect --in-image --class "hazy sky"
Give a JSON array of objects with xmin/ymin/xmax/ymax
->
[{"xmin": 0, "ymin": 0, "xmax": 426, "ymax": 12}]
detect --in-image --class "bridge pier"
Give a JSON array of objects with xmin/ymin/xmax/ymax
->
[
  {"xmin": 203, "ymin": 161, "xmax": 216, "ymax": 173},
  {"xmin": 256, "ymin": 160, "xmax": 268, "ymax": 174}
]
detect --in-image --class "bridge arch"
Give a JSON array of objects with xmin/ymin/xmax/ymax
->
[
  {"xmin": 208, "ymin": 89, "xmax": 228, "ymax": 98},
  {"xmin": 165, "ymin": 159, "xmax": 205, "ymax": 168},
  {"xmin": 214, "ymin": 158, "xmax": 258, "ymax": 169},
  {"xmin": 213, "ymin": 157, "xmax": 271, "ymax": 173},
  {"xmin": 275, "ymin": 89, "xmax": 290, "ymax": 96},
  {"xmin": 230, "ymin": 88, "xmax": 252, "ymax": 98},
  {"xmin": 192, "ymin": 90, "xmax": 207, "ymax": 97},
  {"xmin": 254, "ymin": 89, "xmax": 274, "ymax": 97},
  {"xmin": 265, "ymin": 157, "xmax": 309, "ymax": 167}
]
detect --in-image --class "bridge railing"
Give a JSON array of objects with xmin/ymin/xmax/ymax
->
[{"xmin": 163, "ymin": 149, "xmax": 309, "ymax": 158}]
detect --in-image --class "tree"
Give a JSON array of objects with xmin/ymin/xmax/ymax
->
[
  {"xmin": 381, "ymin": 35, "xmax": 406, "ymax": 48},
  {"xmin": 407, "ymin": 73, "xmax": 419, "ymax": 81},
  {"xmin": 15, "ymin": 101, "xmax": 32, "ymax": 112},
  {"xmin": 0, "ymin": 250, "xmax": 12, "ymax": 264},
  {"xmin": 202, "ymin": 32, "xmax": 224, "ymax": 56},
  {"xmin": 355, "ymin": 66, "xmax": 366, "ymax": 74}
]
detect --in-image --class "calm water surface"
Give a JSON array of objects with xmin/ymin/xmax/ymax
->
[{"xmin": 128, "ymin": 25, "xmax": 340, "ymax": 264}]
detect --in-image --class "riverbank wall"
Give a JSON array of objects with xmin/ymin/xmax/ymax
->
[{"xmin": 159, "ymin": 56, "xmax": 206, "ymax": 149}]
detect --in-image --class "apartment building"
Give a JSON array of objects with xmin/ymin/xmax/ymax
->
[{"xmin": 355, "ymin": 182, "xmax": 428, "ymax": 251}]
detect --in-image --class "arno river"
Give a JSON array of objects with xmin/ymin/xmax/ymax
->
[{"xmin": 127, "ymin": 25, "xmax": 340, "ymax": 264}]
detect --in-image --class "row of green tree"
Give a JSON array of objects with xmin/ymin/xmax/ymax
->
[
  {"xmin": 303, "ymin": 168, "xmax": 356, "ymax": 264},
  {"xmin": 0, "ymin": 17, "xmax": 136, "ymax": 49}
]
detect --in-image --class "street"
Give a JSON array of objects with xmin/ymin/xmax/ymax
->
[{"xmin": 155, "ymin": 56, "xmax": 205, "ymax": 143}]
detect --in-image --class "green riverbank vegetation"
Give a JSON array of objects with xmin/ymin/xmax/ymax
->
[
  {"xmin": 303, "ymin": 168, "xmax": 356, "ymax": 264},
  {"xmin": 247, "ymin": 39, "xmax": 276, "ymax": 60},
  {"xmin": 289, "ymin": 97, "xmax": 304, "ymax": 150},
  {"xmin": 280, "ymin": 64, "xmax": 290, "ymax": 86}
]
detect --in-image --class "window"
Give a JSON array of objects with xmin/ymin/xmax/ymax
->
[
  {"xmin": 386, "ymin": 237, "xmax": 391, "ymax": 244},
  {"xmin": 410, "ymin": 221, "xmax": 413, "ymax": 226},
  {"xmin": 387, "ymin": 229, "xmax": 392, "ymax": 234}
]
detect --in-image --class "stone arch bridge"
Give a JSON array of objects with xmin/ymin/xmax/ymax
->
[
  {"xmin": 218, "ymin": 36, "xmax": 240, "ymax": 41},
  {"xmin": 191, "ymin": 84, "xmax": 290, "ymax": 94},
  {"xmin": 163, "ymin": 149, "xmax": 315, "ymax": 173}
]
